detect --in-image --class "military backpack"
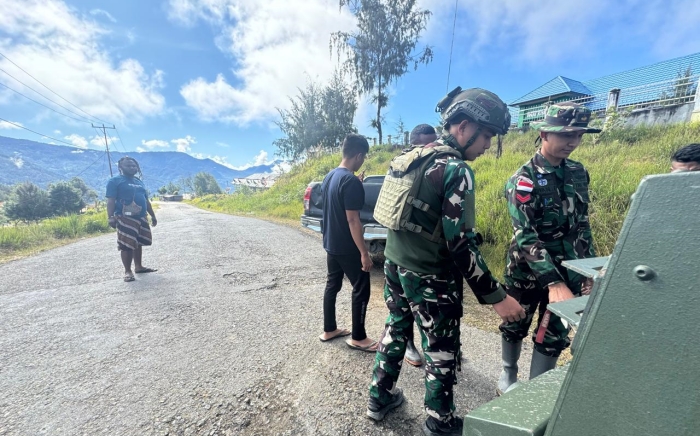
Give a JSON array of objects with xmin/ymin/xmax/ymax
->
[{"xmin": 373, "ymin": 144, "xmax": 463, "ymax": 243}]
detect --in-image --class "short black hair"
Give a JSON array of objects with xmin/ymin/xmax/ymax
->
[
  {"xmin": 410, "ymin": 124, "xmax": 436, "ymax": 144},
  {"xmin": 672, "ymin": 143, "xmax": 700, "ymax": 163},
  {"xmin": 342, "ymin": 134, "xmax": 369, "ymax": 158}
]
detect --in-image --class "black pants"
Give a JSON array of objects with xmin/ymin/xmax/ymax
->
[
  {"xmin": 406, "ymin": 264, "xmax": 464, "ymax": 343},
  {"xmin": 323, "ymin": 252, "xmax": 371, "ymax": 341}
]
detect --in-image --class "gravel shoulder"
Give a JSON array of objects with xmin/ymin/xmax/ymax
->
[{"xmin": 0, "ymin": 203, "xmax": 533, "ymax": 436}]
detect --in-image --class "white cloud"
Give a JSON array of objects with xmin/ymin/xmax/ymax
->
[
  {"xmin": 54, "ymin": 129, "xmax": 61, "ymax": 134},
  {"xmin": 89, "ymin": 8, "xmax": 116, "ymax": 23},
  {"xmin": 215, "ymin": 141, "xmax": 230, "ymax": 148},
  {"xmin": 140, "ymin": 139, "xmax": 170, "ymax": 149},
  {"xmin": 170, "ymin": 0, "xmax": 356, "ymax": 125},
  {"xmin": 171, "ymin": 135, "xmax": 196, "ymax": 152},
  {"xmin": 0, "ymin": 120, "xmax": 22, "ymax": 129},
  {"xmin": 90, "ymin": 134, "xmax": 117, "ymax": 147},
  {"xmin": 419, "ymin": 0, "xmax": 700, "ymax": 63},
  {"xmin": 64, "ymin": 133, "xmax": 88, "ymax": 148},
  {"xmin": 230, "ymin": 150, "xmax": 276, "ymax": 170},
  {"xmin": 0, "ymin": 0, "xmax": 165, "ymax": 125},
  {"xmin": 253, "ymin": 150, "xmax": 268, "ymax": 166}
]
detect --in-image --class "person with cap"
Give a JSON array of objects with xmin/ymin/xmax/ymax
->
[
  {"xmin": 497, "ymin": 102, "xmax": 599, "ymax": 395},
  {"xmin": 366, "ymin": 87, "xmax": 526, "ymax": 436}
]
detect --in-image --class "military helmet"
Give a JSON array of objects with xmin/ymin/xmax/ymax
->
[
  {"xmin": 530, "ymin": 102, "xmax": 601, "ymax": 133},
  {"xmin": 436, "ymin": 87, "xmax": 511, "ymax": 135}
]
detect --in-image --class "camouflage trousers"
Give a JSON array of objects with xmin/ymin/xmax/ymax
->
[
  {"xmin": 369, "ymin": 260, "xmax": 462, "ymax": 422},
  {"xmin": 499, "ymin": 279, "xmax": 582, "ymax": 357}
]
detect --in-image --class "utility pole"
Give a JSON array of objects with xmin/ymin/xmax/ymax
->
[{"xmin": 92, "ymin": 123, "xmax": 116, "ymax": 176}]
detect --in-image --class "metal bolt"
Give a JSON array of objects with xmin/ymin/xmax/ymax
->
[{"xmin": 634, "ymin": 265, "xmax": 656, "ymax": 281}]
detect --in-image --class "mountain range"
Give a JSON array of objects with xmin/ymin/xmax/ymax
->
[{"xmin": 0, "ymin": 136, "xmax": 283, "ymax": 195}]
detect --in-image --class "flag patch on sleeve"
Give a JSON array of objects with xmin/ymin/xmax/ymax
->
[{"xmin": 516, "ymin": 176, "xmax": 534, "ymax": 192}]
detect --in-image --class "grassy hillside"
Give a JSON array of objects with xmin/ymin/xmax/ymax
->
[
  {"xmin": 0, "ymin": 210, "xmax": 113, "ymax": 262},
  {"xmin": 191, "ymin": 122, "xmax": 700, "ymax": 278}
]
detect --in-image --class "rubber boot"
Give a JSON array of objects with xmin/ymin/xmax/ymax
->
[
  {"xmin": 496, "ymin": 338, "xmax": 522, "ymax": 395},
  {"xmin": 404, "ymin": 339, "xmax": 423, "ymax": 367},
  {"xmin": 529, "ymin": 350, "xmax": 558, "ymax": 380}
]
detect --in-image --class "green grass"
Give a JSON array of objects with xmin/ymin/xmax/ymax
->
[
  {"xmin": 0, "ymin": 210, "xmax": 113, "ymax": 261},
  {"xmin": 192, "ymin": 122, "xmax": 700, "ymax": 277}
]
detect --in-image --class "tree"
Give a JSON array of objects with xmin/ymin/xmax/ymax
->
[
  {"xmin": 4, "ymin": 182, "xmax": 52, "ymax": 221},
  {"xmin": 660, "ymin": 66, "xmax": 697, "ymax": 105},
  {"xmin": 320, "ymin": 72, "xmax": 358, "ymax": 149},
  {"xmin": 0, "ymin": 184, "xmax": 12, "ymax": 202},
  {"xmin": 274, "ymin": 80, "xmax": 325, "ymax": 161},
  {"xmin": 49, "ymin": 182, "xmax": 86, "ymax": 216},
  {"xmin": 69, "ymin": 177, "xmax": 98, "ymax": 204},
  {"xmin": 179, "ymin": 176, "xmax": 194, "ymax": 194},
  {"xmin": 158, "ymin": 186, "xmax": 168, "ymax": 195},
  {"xmin": 193, "ymin": 172, "xmax": 222, "ymax": 197},
  {"xmin": 274, "ymin": 72, "xmax": 357, "ymax": 161},
  {"xmin": 331, "ymin": 0, "xmax": 433, "ymax": 144},
  {"xmin": 165, "ymin": 182, "xmax": 180, "ymax": 195}
]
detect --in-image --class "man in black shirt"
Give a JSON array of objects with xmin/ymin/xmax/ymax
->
[{"xmin": 318, "ymin": 134, "xmax": 377, "ymax": 352}]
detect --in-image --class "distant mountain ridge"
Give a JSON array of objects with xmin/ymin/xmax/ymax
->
[{"xmin": 0, "ymin": 136, "xmax": 282, "ymax": 195}]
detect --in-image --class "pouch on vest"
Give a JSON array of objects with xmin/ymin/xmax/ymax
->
[{"xmin": 373, "ymin": 145, "xmax": 462, "ymax": 242}]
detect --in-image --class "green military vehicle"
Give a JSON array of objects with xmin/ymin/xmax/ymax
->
[{"xmin": 463, "ymin": 171, "xmax": 700, "ymax": 436}]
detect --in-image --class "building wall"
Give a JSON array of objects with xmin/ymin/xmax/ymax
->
[{"xmin": 623, "ymin": 102, "xmax": 694, "ymax": 128}]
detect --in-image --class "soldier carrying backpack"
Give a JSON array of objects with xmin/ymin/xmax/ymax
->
[{"xmin": 366, "ymin": 87, "xmax": 526, "ymax": 436}]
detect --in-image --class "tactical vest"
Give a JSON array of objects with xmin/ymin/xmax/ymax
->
[{"xmin": 374, "ymin": 145, "xmax": 463, "ymax": 244}]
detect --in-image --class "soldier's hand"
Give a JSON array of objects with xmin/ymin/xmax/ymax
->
[
  {"xmin": 581, "ymin": 278, "xmax": 594, "ymax": 296},
  {"xmin": 548, "ymin": 282, "xmax": 576, "ymax": 303},
  {"xmin": 360, "ymin": 252, "xmax": 372, "ymax": 272},
  {"xmin": 493, "ymin": 295, "xmax": 526, "ymax": 323}
]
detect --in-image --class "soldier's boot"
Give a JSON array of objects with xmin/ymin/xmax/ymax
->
[
  {"xmin": 529, "ymin": 350, "xmax": 558, "ymax": 380},
  {"xmin": 404, "ymin": 340, "xmax": 423, "ymax": 367},
  {"xmin": 367, "ymin": 388, "xmax": 404, "ymax": 421},
  {"xmin": 422, "ymin": 416, "xmax": 463, "ymax": 436},
  {"xmin": 496, "ymin": 338, "xmax": 522, "ymax": 395}
]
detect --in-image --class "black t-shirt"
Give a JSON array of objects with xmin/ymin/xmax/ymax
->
[{"xmin": 321, "ymin": 167, "xmax": 365, "ymax": 255}]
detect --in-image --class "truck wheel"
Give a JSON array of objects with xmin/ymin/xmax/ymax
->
[{"xmin": 366, "ymin": 240, "xmax": 386, "ymax": 268}]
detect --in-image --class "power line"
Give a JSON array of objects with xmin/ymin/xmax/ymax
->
[
  {"xmin": 446, "ymin": 0, "xmax": 459, "ymax": 92},
  {"xmin": 0, "ymin": 81, "xmax": 92, "ymax": 124},
  {"xmin": 114, "ymin": 127, "xmax": 128, "ymax": 153},
  {"xmin": 72, "ymin": 151, "xmax": 107, "ymax": 179},
  {"xmin": 92, "ymin": 123, "xmax": 116, "ymax": 177},
  {"xmin": 0, "ymin": 51, "xmax": 112, "ymax": 125},
  {"xmin": 0, "ymin": 117, "xmax": 88, "ymax": 149},
  {"xmin": 0, "ymin": 67, "xmax": 98, "ymax": 124}
]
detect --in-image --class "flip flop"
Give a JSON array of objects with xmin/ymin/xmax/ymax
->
[
  {"xmin": 135, "ymin": 267, "xmax": 158, "ymax": 274},
  {"xmin": 345, "ymin": 339, "xmax": 378, "ymax": 353},
  {"xmin": 124, "ymin": 274, "xmax": 135, "ymax": 282},
  {"xmin": 319, "ymin": 329, "xmax": 351, "ymax": 342}
]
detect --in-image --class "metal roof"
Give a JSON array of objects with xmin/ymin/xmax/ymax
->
[
  {"xmin": 510, "ymin": 76, "xmax": 591, "ymax": 105},
  {"xmin": 510, "ymin": 52, "xmax": 700, "ymax": 107}
]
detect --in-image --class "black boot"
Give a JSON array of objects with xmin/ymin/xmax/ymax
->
[{"xmin": 422, "ymin": 416, "xmax": 463, "ymax": 436}]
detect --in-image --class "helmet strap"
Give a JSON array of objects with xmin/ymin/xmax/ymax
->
[{"xmin": 464, "ymin": 125, "xmax": 482, "ymax": 151}]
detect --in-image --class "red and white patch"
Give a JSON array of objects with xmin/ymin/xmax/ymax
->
[
  {"xmin": 516, "ymin": 176, "xmax": 534, "ymax": 192},
  {"xmin": 516, "ymin": 193, "xmax": 532, "ymax": 203}
]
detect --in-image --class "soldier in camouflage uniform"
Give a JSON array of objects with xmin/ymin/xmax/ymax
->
[
  {"xmin": 497, "ymin": 102, "xmax": 599, "ymax": 395},
  {"xmin": 367, "ymin": 87, "xmax": 526, "ymax": 436}
]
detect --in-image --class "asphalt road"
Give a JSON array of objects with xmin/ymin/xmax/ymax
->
[{"xmin": 0, "ymin": 202, "xmax": 532, "ymax": 436}]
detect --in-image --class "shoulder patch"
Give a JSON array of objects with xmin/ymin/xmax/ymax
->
[{"xmin": 516, "ymin": 176, "xmax": 534, "ymax": 192}]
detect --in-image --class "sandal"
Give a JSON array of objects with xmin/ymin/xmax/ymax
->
[
  {"xmin": 135, "ymin": 267, "xmax": 158, "ymax": 274},
  {"xmin": 124, "ymin": 273, "xmax": 135, "ymax": 282}
]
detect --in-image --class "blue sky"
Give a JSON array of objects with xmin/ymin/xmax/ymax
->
[{"xmin": 1, "ymin": 0, "xmax": 698, "ymax": 170}]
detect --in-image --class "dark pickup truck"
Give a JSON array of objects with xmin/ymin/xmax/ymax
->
[{"xmin": 301, "ymin": 175, "xmax": 388, "ymax": 263}]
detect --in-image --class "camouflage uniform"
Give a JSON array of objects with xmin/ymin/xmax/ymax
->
[
  {"xmin": 369, "ymin": 135, "xmax": 506, "ymax": 422},
  {"xmin": 500, "ymin": 103, "xmax": 599, "ymax": 357}
]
